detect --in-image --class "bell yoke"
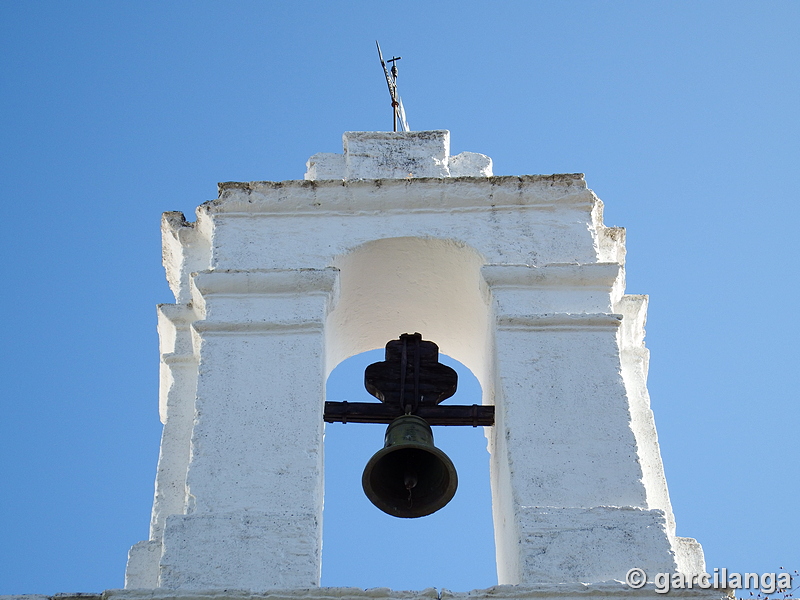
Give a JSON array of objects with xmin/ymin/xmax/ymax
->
[{"xmin": 323, "ymin": 333, "xmax": 496, "ymax": 518}]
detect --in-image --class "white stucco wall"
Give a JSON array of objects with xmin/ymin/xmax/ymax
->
[
  {"xmin": 0, "ymin": 584, "xmax": 732, "ymax": 600},
  {"xmin": 305, "ymin": 131, "xmax": 492, "ymax": 180},
  {"xmin": 125, "ymin": 131, "xmax": 704, "ymax": 591}
]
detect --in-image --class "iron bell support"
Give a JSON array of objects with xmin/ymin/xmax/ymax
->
[{"xmin": 324, "ymin": 333, "xmax": 495, "ymax": 518}]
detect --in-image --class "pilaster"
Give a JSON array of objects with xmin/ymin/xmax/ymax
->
[
  {"xmin": 126, "ymin": 304, "xmax": 200, "ymax": 588},
  {"xmin": 156, "ymin": 269, "xmax": 338, "ymax": 589},
  {"xmin": 483, "ymin": 264, "xmax": 682, "ymax": 584}
]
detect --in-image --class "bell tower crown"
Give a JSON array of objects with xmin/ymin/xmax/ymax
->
[
  {"xmin": 126, "ymin": 130, "xmax": 711, "ymax": 596},
  {"xmin": 305, "ymin": 130, "xmax": 492, "ymax": 180}
]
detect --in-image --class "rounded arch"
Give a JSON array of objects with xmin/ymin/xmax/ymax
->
[{"xmin": 324, "ymin": 236, "xmax": 493, "ymax": 401}]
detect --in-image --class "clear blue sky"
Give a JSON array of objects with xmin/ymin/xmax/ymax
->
[{"xmin": 1, "ymin": 0, "xmax": 798, "ymax": 595}]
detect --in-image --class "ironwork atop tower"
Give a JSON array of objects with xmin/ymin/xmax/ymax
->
[{"xmin": 376, "ymin": 41, "xmax": 409, "ymax": 132}]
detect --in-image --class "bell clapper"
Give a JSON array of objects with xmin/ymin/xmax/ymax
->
[{"xmin": 404, "ymin": 467, "xmax": 418, "ymax": 507}]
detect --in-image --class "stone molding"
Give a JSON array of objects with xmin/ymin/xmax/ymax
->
[
  {"xmin": 483, "ymin": 263, "xmax": 625, "ymax": 315},
  {"xmin": 190, "ymin": 321, "xmax": 326, "ymax": 335},
  {"xmin": 212, "ymin": 175, "xmax": 590, "ymax": 216},
  {"xmin": 191, "ymin": 269, "xmax": 338, "ymax": 297},
  {"xmin": 188, "ymin": 269, "xmax": 338, "ymax": 331},
  {"xmin": 496, "ymin": 314, "xmax": 623, "ymax": 331},
  {"xmin": 482, "ymin": 263, "xmax": 622, "ymax": 289},
  {"xmin": 2, "ymin": 585, "xmax": 731, "ymax": 600}
]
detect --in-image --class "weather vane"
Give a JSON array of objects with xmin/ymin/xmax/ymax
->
[{"xmin": 376, "ymin": 41, "xmax": 410, "ymax": 132}]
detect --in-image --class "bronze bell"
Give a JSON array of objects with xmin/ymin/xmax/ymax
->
[{"xmin": 362, "ymin": 414, "xmax": 458, "ymax": 518}]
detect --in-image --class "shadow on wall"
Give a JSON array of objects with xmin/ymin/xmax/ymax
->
[{"xmin": 325, "ymin": 236, "xmax": 492, "ymax": 389}]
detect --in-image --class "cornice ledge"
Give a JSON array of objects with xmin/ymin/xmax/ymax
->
[
  {"xmin": 482, "ymin": 264, "xmax": 622, "ymax": 289},
  {"xmin": 97, "ymin": 585, "xmax": 731, "ymax": 600},
  {"xmin": 497, "ymin": 314, "xmax": 623, "ymax": 331},
  {"xmin": 104, "ymin": 589, "xmax": 439, "ymax": 600},
  {"xmin": 157, "ymin": 304, "xmax": 199, "ymax": 324},
  {"xmin": 191, "ymin": 320, "xmax": 324, "ymax": 335},
  {"xmin": 161, "ymin": 352, "xmax": 197, "ymax": 365},
  {"xmin": 207, "ymin": 175, "xmax": 590, "ymax": 216},
  {"xmin": 217, "ymin": 174, "xmax": 585, "ymax": 194},
  {"xmin": 191, "ymin": 269, "xmax": 338, "ymax": 296},
  {"xmin": 443, "ymin": 583, "xmax": 732, "ymax": 599}
]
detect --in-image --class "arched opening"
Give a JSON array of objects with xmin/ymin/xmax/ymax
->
[
  {"xmin": 321, "ymin": 237, "xmax": 496, "ymax": 589},
  {"xmin": 321, "ymin": 349, "xmax": 496, "ymax": 590},
  {"xmin": 324, "ymin": 236, "xmax": 492, "ymax": 394}
]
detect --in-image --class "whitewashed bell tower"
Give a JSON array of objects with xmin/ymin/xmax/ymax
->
[{"xmin": 125, "ymin": 130, "xmax": 711, "ymax": 594}]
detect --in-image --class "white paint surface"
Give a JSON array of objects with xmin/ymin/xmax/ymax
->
[
  {"xmin": 126, "ymin": 131, "xmax": 704, "ymax": 591},
  {"xmin": 305, "ymin": 131, "xmax": 492, "ymax": 180},
  {"xmin": 2, "ymin": 583, "xmax": 730, "ymax": 600}
]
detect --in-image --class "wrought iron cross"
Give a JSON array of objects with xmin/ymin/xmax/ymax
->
[{"xmin": 324, "ymin": 333, "xmax": 494, "ymax": 427}]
